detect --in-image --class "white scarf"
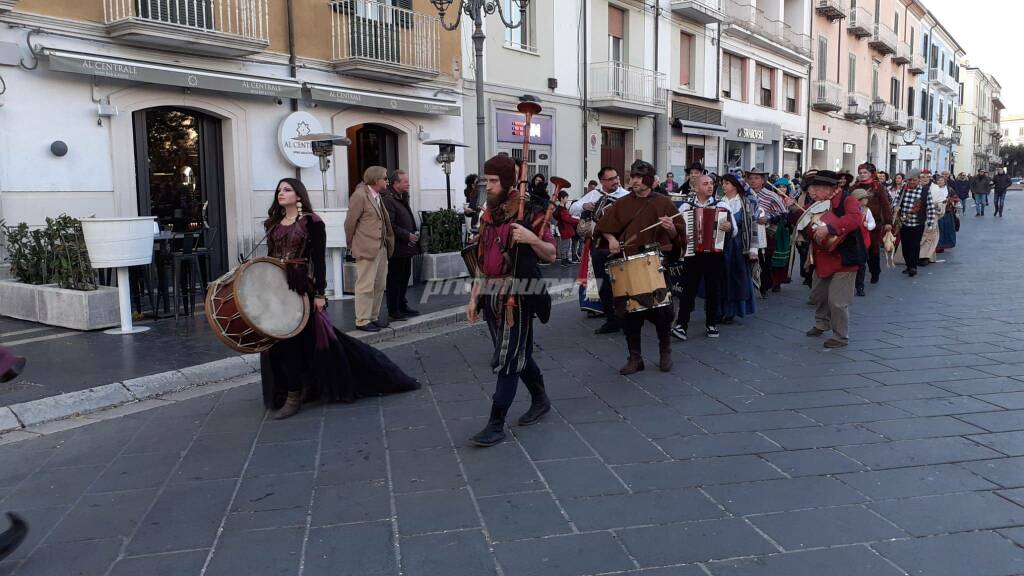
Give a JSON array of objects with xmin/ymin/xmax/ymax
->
[{"xmin": 930, "ymin": 185, "xmax": 949, "ymax": 205}]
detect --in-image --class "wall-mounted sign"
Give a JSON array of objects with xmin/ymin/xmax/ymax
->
[
  {"xmin": 737, "ymin": 128, "xmax": 766, "ymax": 140},
  {"xmin": 812, "ymin": 139, "xmax": 826, "ymax": 151},
  {"xmin": 844, "ymin": 143, "xmax": 855, "ymax": 154},
  {"xmin": 306, "ymin": 84, "xmax": 460, "ymax": 116},
  {"xmin": 278, "ymin": 112, "xmax": 324, "ymax": 168},
  {"xmin": 897, "ymin": 145, "xmax": 922, "ymax": 161},
  {"xmin": 496, "ymin": 111, "xmax": 553, "ymax": 145}
]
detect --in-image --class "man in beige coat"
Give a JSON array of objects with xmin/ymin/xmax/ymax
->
[{"xmin": 345, "ymin": 166, "xmax": 395, "ymax": 332}]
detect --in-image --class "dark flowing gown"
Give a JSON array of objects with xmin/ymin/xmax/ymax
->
[
  {"xmin": 260, "ymin": 214, "xmax": 420, "ymax": 409},
  {"xmin": 720, "ymin": 196, "xmax": 757, "ymax": 319}
]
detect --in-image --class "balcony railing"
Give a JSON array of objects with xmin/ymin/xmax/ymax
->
[
  {"xmin": 890, "ymin": 109, "xmax": 909, "ymax": 130},
  {"xmin": 330, "ymin": 0, "xmax": 440, "ymax": 84},
  {"xmin": 810, "ymin": 80, "xmax": 844, "ymax": 112},
  {"xmin": 875, "ymin": 100, "xmax": 898, "ymax": 126},
  {"xmin": 783, "ymin": 25, "xmax": 812, "ymax": 57},
  {"xmin": 944, "ymin": 73, "xmax": 959, "ymax": 95},
  {"xmin": 911, "ymin": 116, "xmax": 926, "ymax": 136},
  {"xmin": 670, "ymin": 0, "xmax": 725, "ymax": 24},
  {"xmin": 590, "ymin": 62, "xmax": 667, "ymax": 113},
  {"xmin": 815, "ymin": 0, "xmax": 847, "ymax": 20},
  {"xmin": 908, "ymin": 52, "xmax": 926, "ymax": 75},
  {"xmin": 845, "ymin": 92, "xmax": 871, "ymax": 119},
  {"xmin": 722, "ymin": 0, "xmax": 756, "ymax": 29},
  {"xmin": 754, "ymin": 10, "xmax": 784, "ymax": 42},
  {"xmin": 103, "ymin": 0, "xmax": 270, "ymax": 55},
  {"xmin": 869, "ymin": 22, "xmax": 897, "ymax": 55},
  {"xmin": 892, "ymin": 41, "xmax": 910, "ymax": 64},
  {"xmin": 847, "ymin": 6, "xmax": 871, "ymax": 38}
]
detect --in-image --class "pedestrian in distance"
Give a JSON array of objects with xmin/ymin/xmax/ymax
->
[
  {"xmin": 993, "ymin": 168, "xmax": 1011, "ymax": 217},
  {"xmin": 971, "ymin": 170, "xmax": 992, "ymax": 216}
]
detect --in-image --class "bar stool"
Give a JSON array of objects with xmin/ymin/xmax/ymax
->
[{"xmin": 171, "ymin": 232, "xmax": 202, "ymax": 319}]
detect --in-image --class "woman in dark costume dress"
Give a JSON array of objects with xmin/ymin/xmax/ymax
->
[
  {"xmin": 262, "ymin": 178, "xmax": 420, "ymax": 419},
  {"xmin": 718, "ymin": 174, "xmax": 757, "ymax": 322}
]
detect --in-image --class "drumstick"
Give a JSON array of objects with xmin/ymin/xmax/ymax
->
[{"xmin": 621, "ymin": 212, "xmax": 682, "ymax": 248}]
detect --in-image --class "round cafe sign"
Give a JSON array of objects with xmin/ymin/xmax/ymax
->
[{"xmin": 278, "ymin": 111, "xmax": 323, "ymax": 169}]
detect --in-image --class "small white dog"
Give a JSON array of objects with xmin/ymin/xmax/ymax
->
[{"xmin": 882, "ymin": 230, "xmax": 897, "ymax": 268}]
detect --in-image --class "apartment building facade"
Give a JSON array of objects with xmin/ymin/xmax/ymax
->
[
  {"xmin": 0, "ymin": 0, "xmax": 464, "ymax": 281},
  {"xmin": 717, "ymin": 0, "xmax": 811, "ymax": 176},
  {"xmin": 956, "ymin": 67, "xmax": 1003, "ymax": 174},
  {"xmin": 1001, "ymin": 113, "xmax": 1024, "ymax": 148},
  {"xmin": 809, "ymin": 0, "xmax": 919, "ymax": 175},
  {"xmin": 913, "ymin": 14, "xmax": 963, "ymax": 173}
]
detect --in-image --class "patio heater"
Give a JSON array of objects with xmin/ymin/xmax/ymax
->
[
  {"xmin": 292, "ymin": 133, "xmax": 352, "ymax": 300},
  {"xmin": 424, "ymin": 139, "xmax": 469, "ymax": 210}
]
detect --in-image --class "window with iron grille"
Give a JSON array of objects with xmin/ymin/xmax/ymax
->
[{"xmin": 140, "ymin": 0, "xmax": 214, "ymax": 29}]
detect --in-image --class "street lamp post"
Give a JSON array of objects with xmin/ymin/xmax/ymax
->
[
  {"xmin": 867, "ymin": 99, "xmax": 886, "ymax": 167},
  {"xmin": 950, "ymin": 127, "xmax": 961, "ymax": 174},
  {"xmin": 429, "ymin": 0, "xmax": 531, "ymax": 222}
]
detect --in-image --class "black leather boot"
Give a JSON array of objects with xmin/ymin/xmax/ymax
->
[
  {"xmin": 470, "ymin": 404, "xmax": 509, "ymax": 447},
  {"xmin": 620, "ymin": 334, "xmax": 645, "ymax": 375},
  {"xmin": 518, "ymin": 375, "xmax": 551, "ymax": 426}
]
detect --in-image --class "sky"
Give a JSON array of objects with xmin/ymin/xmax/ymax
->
[{"xmin": 924, "ymin": 0, "xmax": 1024, "ymax": 115}]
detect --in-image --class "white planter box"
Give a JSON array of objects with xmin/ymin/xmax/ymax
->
[
  {"xmin": 417, "ymin": 252, "xmax": 468, "ymax": 282},
  {"xmin": 0, "ymin": 281, "xmax": 119, "ymax": 330},
  {"xmin": 81, "ymin": 217, "xmax": 156, "ymax": 268}
]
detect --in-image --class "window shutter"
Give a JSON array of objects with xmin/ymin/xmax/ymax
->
[
  {"xmin": 608, "ymin": 7, "xmax": 624, "ymax": 39},
  {"xmin": 680, "ymin": 32, "xmax": 692, "ymax": 86}
]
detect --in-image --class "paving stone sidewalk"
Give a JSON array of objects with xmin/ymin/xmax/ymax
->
[{"xmin": 2, "ymin": 197, "xmax": 1024, "ymax": 575}]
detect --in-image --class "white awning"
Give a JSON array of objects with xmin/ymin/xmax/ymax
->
[
  {"xmin": 307, "ymin": 83, "xmax": 460, "ymax": 117},
  {"xmin": 46, "ymin": 49, "xmax": 303, "ymax": 99}
]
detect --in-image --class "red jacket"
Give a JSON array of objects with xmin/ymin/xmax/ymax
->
[
  {"xmin": 554, "ymin": 206, "xmax": 579, "ymax": 240},
  {"xmin": 812, "ymin": 192, "xmax": 864, "ymax": 279}
]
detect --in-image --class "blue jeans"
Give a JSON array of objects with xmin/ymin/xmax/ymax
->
[
  {"xmin": 975, "ymin": 193, "xmax": 990, "ymax": 215},
  {"xmin": 994, "ymin": 192, "xmax": 1007, "ymax": 215}
]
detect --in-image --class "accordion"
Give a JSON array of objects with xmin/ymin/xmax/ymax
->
[{"xmin": 683, "ymin": 207, "xmax": 728, "ymax": 257}]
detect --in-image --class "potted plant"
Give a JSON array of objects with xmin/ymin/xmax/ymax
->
[
  {"xmin": 0, "ymin": 215, "xmax": 120, "ymax": 330},
  {"xmin": 416, "ymin": 208, "xmax": 468, "ymax": 282}
]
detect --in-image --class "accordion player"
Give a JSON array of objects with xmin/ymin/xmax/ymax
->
[{"xmin": 683, "ymin": 207, "xmax": 729, "ymax": 256}]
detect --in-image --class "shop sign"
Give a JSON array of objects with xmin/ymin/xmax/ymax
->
[
  {"xmin": 844, "ymin": 143, "xmax": 855, "ymax": 154},
  {"xmin": 496, "ymin": 111, "xmax": 553, "ymax": 145},
  {"xmin": 278, "ymin": 112, "xmax": 324, "ymax": 169},
  {"xmin": 812, "ymin": 139, "xmax": 826, "ymax": 151},
  {"xmin": 737, "ymin": 128, "xmax": 766, "ymax": 140}
]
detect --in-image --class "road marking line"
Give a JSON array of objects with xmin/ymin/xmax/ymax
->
[
  {"xmin": 0, "ymin": 327, "xmax": 54, "ymax": 338},
  {"xmin": 1, "ymin": 331, "xmax": 83, "ymax": 347}
]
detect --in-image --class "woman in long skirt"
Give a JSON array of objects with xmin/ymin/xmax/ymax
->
[
  {"xmin": 719, "ymin": 174, "xmax": 757, "ymax": 321},
  {"xmin": 937, "ymin": 177, "xmax": 959, "ymax": 252},
  {"xmin": 920, "ymin": 174, "xmax": 950, "ymax": 263},
  {"xmin": 261, "ymin": 178, "xmax": 420, "ymax": 419}
]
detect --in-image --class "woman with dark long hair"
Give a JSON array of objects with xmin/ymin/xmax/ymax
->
[
  {"xmin": 464, "ymin": 173, "xmax": 481, "ymax": 232},
  {"xmin": 261, "ymin": 178, "xmax": 419, "ymax": 419}
]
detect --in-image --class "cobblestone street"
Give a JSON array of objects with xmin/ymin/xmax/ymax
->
[{"xmin": 2, "ymin": 198, "xmax": 1024, "ymax": 576}]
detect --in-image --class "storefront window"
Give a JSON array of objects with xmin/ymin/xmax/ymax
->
[
  {"xmin": 726, "ymin": 141, "xmax": 745, "ymax": 170},
  {"xmin": 755, "ymin": 144, "xmax": 767, "ymax": 172}
]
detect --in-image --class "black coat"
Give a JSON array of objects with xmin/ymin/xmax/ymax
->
[
  {"xmin": 381, "ymin": 187, "xmax": 421, "ymax": 259},
  {"xmin": 993, "ymin": 173, "xmax": 1012, "ymax": 193}
]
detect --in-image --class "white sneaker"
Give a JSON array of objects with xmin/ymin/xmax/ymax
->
[
  {"xmin": 671, "ymin": 325, "xmax": 688, "ymax": 341},
  {"xmin": 706, "ymin": 326, "xmax": 720, "ymax": 338}
]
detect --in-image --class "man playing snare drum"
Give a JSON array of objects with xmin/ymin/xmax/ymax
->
[{"xmin": 595, "ymin": 160, "xmax": 686, "ymax": 375}]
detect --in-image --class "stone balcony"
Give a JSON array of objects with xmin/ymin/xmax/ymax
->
[
  {"xmin": 811, "ymin": 80, "xmax": 844, "ymax": 112},
  {"xmin": 847, "ymin": 6, "xmax": 872, "ymax": 38},
  {"xmin": 0, "ymin": 0, "xmax": 18, "ymax": 13},
  {"xmin": 869, "ymin": 22, "xmax": 897, "ymax": 55},
  {"xmin": 815, "ymin": 0, "xmax": 847, "ymax": 20},
  {"xmin": 671, "ymin": 0, "xmax": 725, "ymax": 25},
  {"xmin": 844, "ymin": 92, "xmax": 872, "ymax": 120}
]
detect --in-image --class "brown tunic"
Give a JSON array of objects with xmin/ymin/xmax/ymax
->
[{"xmin": 594, "ymin": 192, "xmax": 685, "ymax": 254}]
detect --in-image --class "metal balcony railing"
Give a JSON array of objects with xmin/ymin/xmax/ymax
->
[
  {"xmin": 845, "ymin": 92, "xmax": 872, "ymax": 119},
  {"xmin": 815, "ymin": 0, "xmax": 847, "ymax": 20},
  {"xmin": 910, "ymin": 116, "xmax": 926, "ymax": 136},
  {"xmin": 890, "ymin": 109, "xmax": 909, "ymax": 130},
  {"xmin": 722, "ymin": 0, "xmax": 756, "ymax": 29},
  {"xmin": 892, "ymin": 41, "xmax": 910, "ymax": 64},
  {"xmin": 103, "ymin": 0, "xmax": 269, "ymax": 42},
  {"xmin": 330, "ymin": 0, "xmax": 440, "ymax": 81},
  {"xmin": 590, "ymin": 62, "xmax": 667, "ymax": 109},
  {"xmin": 847, "ymin": 6, "xmax": 871, "ymax": 37},
  {"xmin": 869, "ymin": 22, "xmax": 897, "ymax": 55},
  {"xmin": 810, "ymin": 80, "xmax": 844, "ymax": 112},
  {"xmin": 875, "ymin": 100, "xmax": 898, "ymax": 126},
  {"xmin": 908, "ymin": 52, "xmax": 926, "ymax": 75}
]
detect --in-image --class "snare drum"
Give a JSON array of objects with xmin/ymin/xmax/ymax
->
[
  {"xmin": 606, "ymin": 249, "xmax": 671, "ymax": 315},
  {"xmin": 205, "ymin": 257, "xmax": 311, "ymax": 354}
]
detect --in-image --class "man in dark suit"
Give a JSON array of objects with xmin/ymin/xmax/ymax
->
[{"xmin": 381, "ymin": 170, "xmax": 421, "ymax": 321}]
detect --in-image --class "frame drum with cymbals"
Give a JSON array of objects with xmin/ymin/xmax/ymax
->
[{"xmin": 205, "ymin": 257, "xmax": 311, "ymax": 354}]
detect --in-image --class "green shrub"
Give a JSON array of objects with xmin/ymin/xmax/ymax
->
[
  {"xmin": 421, "ymin": 209, "xmax": 463, "ymax": 254},
  {"xmin": 0, "ymin": 215, "xmax": 96, "ymax": 290}
]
